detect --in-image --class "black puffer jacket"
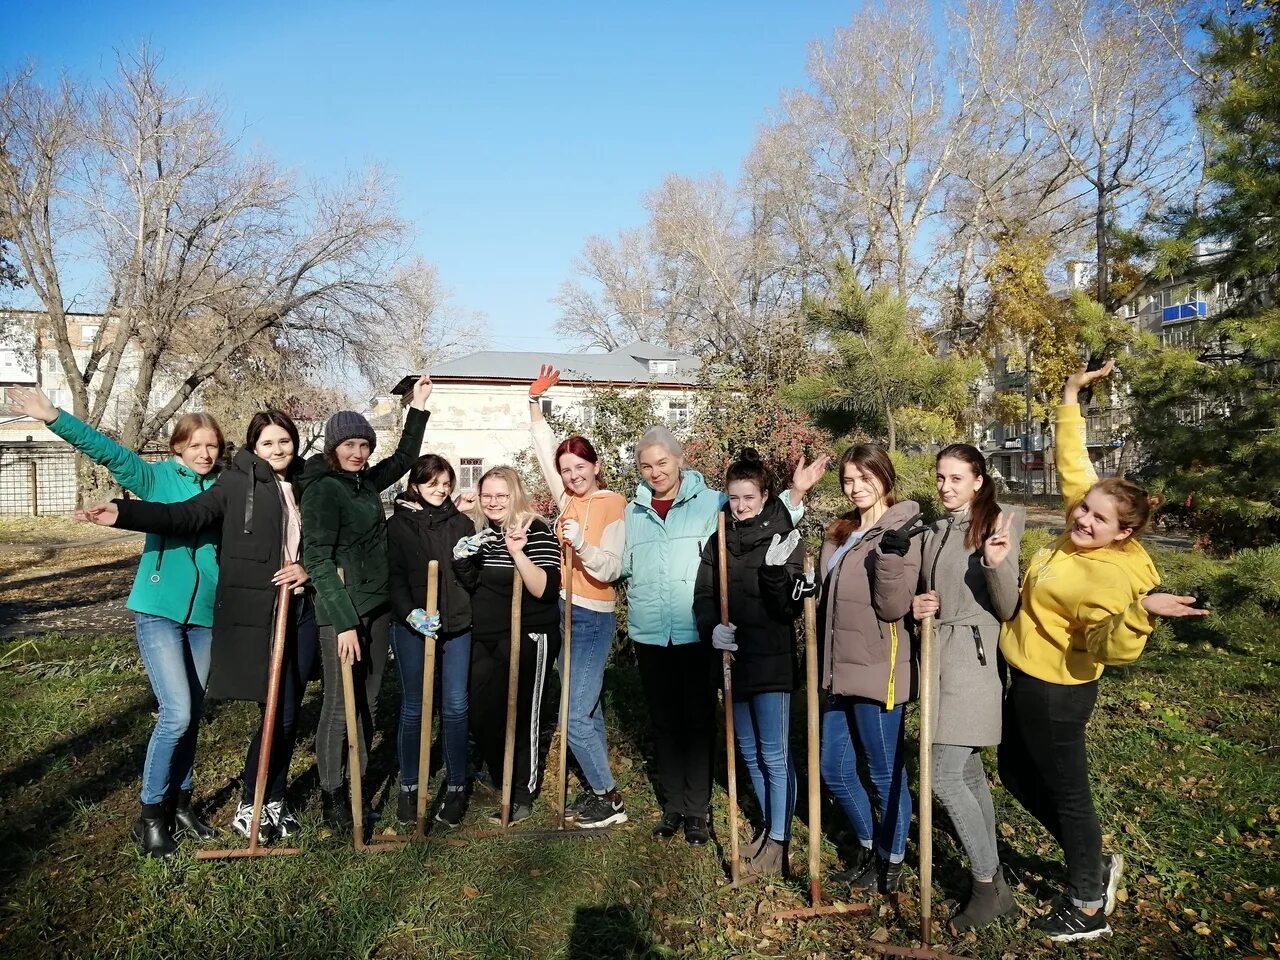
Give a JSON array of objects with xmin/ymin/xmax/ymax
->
[
  {"xmin": 387, "ymin": 495, "xmax": 477, "ymax": 635},
  {"xmin": 693, "ymin": 497, "xmax": 804, "ymax": 696},
  {"xmin": 112, "ymin": 447, "xmax": 307, "ymax": 702}
]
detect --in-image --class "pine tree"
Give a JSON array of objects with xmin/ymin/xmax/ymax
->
[
  {"xmin": 1131, "ymin": 5, "xmax": 1280, "ymax": 550},
  {"xmin": 783, "ymin": 262, "xmax": 978, "ymax": 452}
]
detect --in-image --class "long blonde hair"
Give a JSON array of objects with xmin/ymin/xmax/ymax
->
[{"xmin": 475, "ymin": 465, "xmax": 541, "ymax": 533}]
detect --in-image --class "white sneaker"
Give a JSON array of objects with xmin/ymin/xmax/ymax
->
[
  {"xmin": 265, "ymin": 800, "xmax": 300, "ymax": 838},
  {"xmin": 1103, "ymin": 853, "xmax": 1125, "ymax": 917},
  {"xmin": 231, "ymin": 802, "xmax": 276, "ymax": 843}
]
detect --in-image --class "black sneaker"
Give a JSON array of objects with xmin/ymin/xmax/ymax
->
[
  {"xmin": 564, "ymin": 791, "xmax": 591, "ymax": 821},
  {"xmin": 436, "ymin": 789, "xmax": 468, "ymax": 828},
  {"xmin": 1103, "ymin": 853, "xmax": 1124, "ymax": 917},
  {"xmin": 1031, "ymin": 899, "xmax": 1112, "ymax": 942},
  {"xmin": 683, "ymin": 815, "xmax": 710, "ymax": 845},
  {"xmin": 652, "ymin": 811, "xmax": 682, "ymax": 840},
  {"xmin": 576, "ymin": 791, "xmax": 628, "ymax": 829},
  {"xmin": 231, "ymin": 802, "xmax": 279, "ymax": 845},
  {"xmin": 487, "ymin": 802, "xmax": 533, "ymax": 826}
]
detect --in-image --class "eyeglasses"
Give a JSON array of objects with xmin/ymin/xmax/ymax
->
[{"xmin": 480, "ymin": 494, "xmax": 511, "ymax": 504}]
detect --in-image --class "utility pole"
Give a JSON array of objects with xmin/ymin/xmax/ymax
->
[{"xmin": 1024, "ymin": 338, "xmax": 1033, "ymax": 503}]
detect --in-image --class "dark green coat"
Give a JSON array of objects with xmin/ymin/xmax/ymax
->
[{"xmin": 300, "ymin": 408, "xmax": 429, "ymax": 632}]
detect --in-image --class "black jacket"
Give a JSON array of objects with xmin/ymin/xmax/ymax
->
[
  {"xmin": 694, "ymin": 498, "xmax": 804, "ymax": 696},
  {"xmin": 387, "ymin": 496, "xmax": 476, "ymax": 635},
  {"xmin": 113, "ymin": 447, "xmax": 307, "ymax": 702}
]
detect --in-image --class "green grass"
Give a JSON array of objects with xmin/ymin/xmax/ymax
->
[{"xmin": 1, "ymin": 551, "xmax": 1278, "ymax": 959}]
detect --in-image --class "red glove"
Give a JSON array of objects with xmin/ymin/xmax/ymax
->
[{"xmin": 530, "ymin": 364, "xmax": 560, "ymax": 399}]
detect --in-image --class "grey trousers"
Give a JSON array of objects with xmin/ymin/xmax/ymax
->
[
  {"xmin": 316, "ymin": 609, "xmax": 391, "ymax": 793},
  {"xmin": 932, "ymin": 742, "xmax": 1000, "ymax": 881}
]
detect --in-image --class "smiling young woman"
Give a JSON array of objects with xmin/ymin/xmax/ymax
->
[
  {"xmin": 996, "ymin": 361, "xmax": 1209, "ymax": 943},
  {"xmin": 527, "ymin": 365, "xmax": 630, "ymax": 828},
  {"xmin": 9, "ymin": 384, "xmax": 225, "ymax": 858}
]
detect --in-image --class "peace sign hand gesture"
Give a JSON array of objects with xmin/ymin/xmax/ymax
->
[
  {"xmin": 983, "ymin": 511, "xmax": 1015, "ymax": 568},
  {"xmin": 505, "ymin": 518, "xmax": 533, "ymax": 556}
]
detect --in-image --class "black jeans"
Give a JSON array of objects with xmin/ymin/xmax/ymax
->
[
  {"xmin": 316, "ymin": 607, "xmax": 391, "ymax": 793},
  {"xmin": 998, "ymin": 666, "xmax": 1104, "ymax": 908},
  {"xmin": 469, "ymin": 628, "xmax": 560, "ymax": 806},
  {"xmin": 240, "ymin": 595, "xmax": 319, "ymax": 805},
  {"xmin": 634, "ymin": 641, "xmax": 717, "ymax": 818}
]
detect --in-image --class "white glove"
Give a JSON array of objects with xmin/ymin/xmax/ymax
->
[
  {"xmin": 453, "ymin": 528, "xmax": 498, "ymax": 560},
  {"xmin": 765, "ymin": 529, "xmax": 801, "ymax": 566},
  {"xmin": 711, "ymin": 622, "xmax": 738, "ymax": 652},
  {"xmin": 562, "ymin": 517, "xmax": 586, "ymax": 551}
]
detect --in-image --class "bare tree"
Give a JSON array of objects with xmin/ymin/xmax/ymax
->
[
  {"xmin": 787, "ymin": 0, "xmax": 977, "ymax": 301},
  {"xmin": 992, "ymin": 0, "xmax": 1200, "ymax": 306},
  {"xmin": 0, "ymin": 49, "xmax": 419, "ymax": 448},
  {"xmin": 349, "ymin": 255, "xmax": 487, "ymax": 389},
  {"xmin": 553, "ymin": 229, "xmax": 675, "ymax": 351}
]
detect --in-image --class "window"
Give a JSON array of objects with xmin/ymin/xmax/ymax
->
[
  {"xmin": 459, "ymin": 458, "xmax": 484, "ymax": 490},
  {"xmin": 667, "ymin": 399, "xmax": 690, "ymax": 428},
  {"xmin": 649, "ymin": 359, "xmax": 675, "ymax": 376},
  {"xmin": 81, "ymin": 324, "xmax": 99, "ymax": 343},
  {"xmin": 540, "ymin": 399, "xmax": 552, "ymax": 417},
  {"xmin": 44, "ymin": 355, "xmax": 59, "ymax": 374}
]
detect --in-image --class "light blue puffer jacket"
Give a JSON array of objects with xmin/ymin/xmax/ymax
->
[{"xmin": 623, "ymin": 470, "xmax": 803, "ymax": 647}]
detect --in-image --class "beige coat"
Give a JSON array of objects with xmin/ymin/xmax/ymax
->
[{"xmin": 818, "ymin": 500, "xmax": 922, "ymax": 708}]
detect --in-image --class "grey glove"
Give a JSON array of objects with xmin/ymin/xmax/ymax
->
[
  {"xmin": 452, "ymin": 528, "xmax": 498, "ymax": 560},
  {"xmin": 711, "ymin": 622, "xmax": 738, "ymax": 652},
  {"xmin": 764, "ymin": 530, "xmax": 801, "ymax": 566}
]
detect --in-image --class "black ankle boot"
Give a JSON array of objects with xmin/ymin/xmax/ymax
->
[
  {"xmin": 322, "ymin": 788, "xmax": 354, "ymax": 832},
  {"xmin": 397, "ymin": 788, "xmax": 418, "ymax": 824},
  {"xmin": 879, "ymin": 856, "xmax": 905, "ymax": 894},
  {"xmin": 137, "ymin": 803, "xmax": 178, "ymax": 858},
  {"xmin": 172, "ymin": 789, "xmax": 219, "ymax": 840}
]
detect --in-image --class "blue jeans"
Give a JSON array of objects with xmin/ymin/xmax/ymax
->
[
  {"xmin": 734, "ymin": 692, "xmax": 796, "ymax": 842},
  {"xmin": 558, "ymin": 601, "xmax": 616, "ymax": 793},
  {"xmin": 390, "ymin": 621, "xmax": 471, "ymax": 789},
  {"xmin": 821, "ymin": 695, "xmax": 911, "ymax": 862},
  {"xmin": 134, "ymin": 613, "xmax": 213, "ymax": 806}
]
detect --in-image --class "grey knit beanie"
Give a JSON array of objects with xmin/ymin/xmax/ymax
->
[{"xmin": 324, "ymin": 411, "xmax": 377, "ymax": 456}]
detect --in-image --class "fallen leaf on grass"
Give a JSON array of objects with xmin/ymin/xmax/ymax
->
[
  {"xmin": 463, "ymin": 885, "xmax": 479, "ymax": 899},
  {"xmin": 869, "ymin": 927, "xmax": 891, "ymax": 943}
]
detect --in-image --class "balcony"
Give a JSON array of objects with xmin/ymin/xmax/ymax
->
[{"xmin": 1161, "ymin": 300, "xmax": 1207, "ymax": 324}]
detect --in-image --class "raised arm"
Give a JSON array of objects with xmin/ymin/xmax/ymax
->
[
  {"xmin": 367, "ymin": 375, "xmax": 432, "ymax": 492},
  {"xmin": 8, "ymin": 386, "xmax": 162, "ymax": 499},
  {"xmin": 527, "ymin": 364, "xmax": 566, "ymax": 501},
  {"xmin": 1057, "ymin": 361, "xmax": 1115, "ymax": 510}
]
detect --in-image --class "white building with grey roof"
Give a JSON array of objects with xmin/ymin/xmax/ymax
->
[{"xmin": 389, "ymin": 341, "xmax": 703, "ymax": 491}]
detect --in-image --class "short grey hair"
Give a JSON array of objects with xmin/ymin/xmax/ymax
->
[{"xmin": 635, "ymin": 425, "xmax": 683, "ymax": 463}]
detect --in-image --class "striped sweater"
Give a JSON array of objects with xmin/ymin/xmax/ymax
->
[
  {"xmin": 453, "ymin": 517, "xmax": 562, "ymax": 636},
  {"xmin": 531, "ymin": 419, "xmax": 626, "ymax": 613}
]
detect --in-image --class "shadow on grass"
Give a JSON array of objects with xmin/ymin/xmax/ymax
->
[{"xmin": 567, "ymin": 904, "xmax": 658, "ymax": 960}]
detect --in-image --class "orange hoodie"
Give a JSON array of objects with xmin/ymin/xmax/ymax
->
[
  {"xmin": 998, "ymin": 405, "xmax": 1159, "ymax": 685},
  {"xmin": 531, "ymin": 420, "xmax": 626, "ymax": 613}
]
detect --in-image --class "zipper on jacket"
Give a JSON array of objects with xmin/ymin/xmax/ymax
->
[{"xmin": 927, "ymin": 514, "xmax": 955, "ymax": 594}]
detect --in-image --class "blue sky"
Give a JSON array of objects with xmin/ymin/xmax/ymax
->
[{"xmin": 2, "ymin": 1, "xmax": 861, "ymax": 354}]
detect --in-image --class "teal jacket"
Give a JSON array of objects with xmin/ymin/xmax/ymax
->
[
  {"xmin": 49, "ymin": 411, "xmax": 220, "ymax": 627},
  {"xmin": 623, "ymin": 470, "xmax": 803, "ymax": 646}
]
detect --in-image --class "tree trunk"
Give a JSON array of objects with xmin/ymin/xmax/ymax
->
[{"xmin": 1095, "ymin": 158, "xmax": 1109, "ymax": 307}]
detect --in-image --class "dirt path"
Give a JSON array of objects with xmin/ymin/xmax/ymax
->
[{"xmin": 0, "ymin": 535, "xmax": 143, "ymax": 639}]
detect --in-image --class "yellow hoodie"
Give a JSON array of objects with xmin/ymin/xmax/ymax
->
[{"xmin": 998, "ymin": 405, "xmax": 1159, "ymax": 685}]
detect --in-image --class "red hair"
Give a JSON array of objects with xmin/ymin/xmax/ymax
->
[{"xmin": 555, "ymin": 435, "xmax": 607, "ymax": 489}]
